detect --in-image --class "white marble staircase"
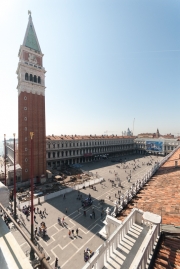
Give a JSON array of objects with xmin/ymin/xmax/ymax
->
[{"xmin": 103, "ymin": 223, "xmax": 147, "ymax": 269}]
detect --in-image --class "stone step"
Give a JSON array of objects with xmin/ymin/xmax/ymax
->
[{"xmin": 104, "ymin": 224, "xmax": 143, "ymax": 269}]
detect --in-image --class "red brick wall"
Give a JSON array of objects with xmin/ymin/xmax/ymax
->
[{"xmin": 18, "ymin": 92, "xmax": 46, "ymax": 181}]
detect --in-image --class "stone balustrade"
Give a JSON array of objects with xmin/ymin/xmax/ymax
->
[{"xmin": 82, "ymin": 209, "xmax": 161, "ymax": 269}]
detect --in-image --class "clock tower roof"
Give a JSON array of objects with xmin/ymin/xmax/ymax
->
[{"xmin": 23, "ymin": 12, "xmax": 42, "ymax": 53}]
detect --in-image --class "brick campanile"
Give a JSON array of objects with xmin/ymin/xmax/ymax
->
[{"xmin": 17, "ymin": 13, "xmax": 46, "ymax": 181}]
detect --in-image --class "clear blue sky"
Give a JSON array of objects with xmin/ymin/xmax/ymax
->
[{"xmin": 0, "ymin": 0, "xmax": 180, "ymax": 142}]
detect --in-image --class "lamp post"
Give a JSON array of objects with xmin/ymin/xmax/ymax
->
[
  {"xmin": 13, "ymin": 133, "xmax": 17, "ymax": 221},
  {"xmin": 4, "ymin": 134, "xmax": 6, "ymax": 186},
  {"xmin": 30, "ymin": 132, "xmax": 35, "ymax": 260}
]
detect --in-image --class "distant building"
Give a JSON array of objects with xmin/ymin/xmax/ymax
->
[
  {"xmin": 138, "ymin": 128, "xmax": 160, "ymax": 138},
  {"xmin": 122, "ymin": 128, "xmax": 133, "ymax": 137},
  {"xmin": 135, "ymin": 137, "xmax": 179, "ymax": 155}
]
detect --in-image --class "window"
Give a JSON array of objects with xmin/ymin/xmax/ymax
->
[
  {"xmin": 62, "ymin": 143, "xmax": 64, "ymax": 147},
  {"xmin": 25, "ymin": 148, "xmax": 28, "ymax": 151},
  {"xmin": 66, "ymin": 151, "xmax": 68, "ymax": 156},
  {"xmin": 24, "ymin": 96, "xmax": 27, "ymax": 100},
  {"xmin": 25, "ymin": 169, "xmax": 28, "ymax": 172},
  {"xmin": 25, "ymin": 73, "xmax": 28, "ymax": 80},
  {"xmin": 57, "ymin": 144, "xmax": 59, "ymax": 148},
  {"xmin": 25, "ymin": 137, "xmax": 27, "ymax": 141},
  {"xmin": 25, "ymin": 158, "xmax": 28, "ymax": 162},
  {"xmin": 34, "ymin": 75, "xmax": 37, "ymax": 83},
  {"xmin": 62, "ymin": 151, "xmax": 64, "ymax": 157},
  {"xmin": 24, "ymin": 107, "xmax": 27, "ymax": 110},
  {"xmin": 30, "ymin": 74, "xmax": 33, "ymax": 81},
  {"xmin": 70, "ymin": 143, "xmax": 71, "ymax": 147},
  {"xmin": 25, "ymin": 127, "xmax": 27, "ymax": 131},
  {"xmin": 53, "ymin": 144, "xmax": 55, "ymax": 148},
  {"xmin": 57, "ymin": 152, "xmax": 59, "ymax": 157},
  {"xmin": 73, "ymin": 143, "xmax": 75, "ymax": 147},
  {"xmin": 38, "ymin": 76, "xmax": 41, "ymax": 84},
  {"xmin": 48, "ymin": 144, "xmax": 50, "ymax": 149},
  {"xmin": 53, "ymin": 152, "xmax": 55, "ymax": 158},
  {"xmin": 48, "ymin": 152, "xmax": 51, "ymax": 158},
  {"xmin": 24, "ymin": 117, "xmax": 27, "ymax": 121},
  {"xmin": 77, "ymin": 143, "xmax": 78, "ymax": 146}
]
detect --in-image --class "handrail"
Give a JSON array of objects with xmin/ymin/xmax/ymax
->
[{"xmin": 0, "ymin": 203, "xmax": 52, "ymax": 269}]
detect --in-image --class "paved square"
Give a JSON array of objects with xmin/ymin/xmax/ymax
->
[{"xmin": 11, "ymin": 154, "xmax": 163, "ymax": 269}]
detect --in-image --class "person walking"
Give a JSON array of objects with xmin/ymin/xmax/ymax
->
[
  {"xmin": 76, "ymin": 228, "xmax": 79, "ymax": 237},
  {"xmin": 66, "ymin": 208, "xmax": 67, "ymax": 214},
  {"xmin": 68, "ymin": 230, "xmax": 71, "ymax": 238},
  {"xmin": 37, "ymin": 207, "xmax": 39, "ymax": 213},
  {"xmin": 34, "ymin": 215, "xmax": 36, "ymax": 222},
  {"xmin": 72, "ymin": 229, "xmax": 74, "ymax": 237},
  {"xmin": 55, "ymin": 257, "xmax": 58, "ymax": 269},
  {"xmin": 34, "ymin": 227, "xmax": 37, "ymax": 237},
  {"xmin": 84, "ymin": 210, "xmax": 86, "ymax": 216}
]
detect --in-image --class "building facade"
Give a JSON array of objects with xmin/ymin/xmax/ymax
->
[
  {"xmin": 17, "ymin": 13, "xmax": 46, "ymax": 181},
  {"xmin": 135, "ymin": 137, "xmax": 179, "ymax": 155},
  {"xmin": 46, "ymin": 135, "xmax": 135, "ymax": 168}
]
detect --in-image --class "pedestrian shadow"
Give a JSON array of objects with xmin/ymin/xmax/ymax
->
[
  {"xmin": 78, "ymin": 235, "xmax": 82, "ymax": 239},
  {"xmin": 43, "ymin": 234, "xmax": 51, "ymax": 242}
]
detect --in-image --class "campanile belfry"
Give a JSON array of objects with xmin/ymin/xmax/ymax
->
[{"xmin": 17, "ymin": 12, "xmax": 46, "ymax": 181}]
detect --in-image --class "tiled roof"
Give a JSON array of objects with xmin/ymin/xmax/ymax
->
[
  {"xmin": 153, "ymin": 235, "xmax": 180, "ymax": 269},
  {"xmin": 117, "ymin": 148, "xmax": 180, "ymax": 269},
  {"xmin": 46, "ymin": 135, "xmax": 135, "ymax": 141}
]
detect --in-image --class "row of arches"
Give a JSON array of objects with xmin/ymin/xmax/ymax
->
[{"xmin": 25, "ymin": 73, "xmax": 41, "ymax": 84}]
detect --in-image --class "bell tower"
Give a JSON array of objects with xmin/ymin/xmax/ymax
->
[{"xmin": 17, "ymin": 12, "xmax": 46, "ymax": 181}]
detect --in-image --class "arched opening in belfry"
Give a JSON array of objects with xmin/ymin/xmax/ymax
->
[
  {"xmin": 38, "ymin": 76, "xmax": 41, "ymax": 84},
  {"xmin": 34, "ymin": 75, "xmax": 37, "ymax": 83},
  {"xmin": 30, "ymin": 74, "xmax": 33, "ymax": 81},
  {"xmin": 25, "ymin": 73, "xmax": 28, "ymax": 80}
]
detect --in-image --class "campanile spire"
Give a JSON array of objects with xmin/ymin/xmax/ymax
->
[{"xmin": 23, "ymin": 11, "xmax": 41, "ymax": 53}]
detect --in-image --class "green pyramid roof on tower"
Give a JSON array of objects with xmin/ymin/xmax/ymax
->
[{"xmin": 23, "ymin": 14, "xmax": 41, "ymax": 53}]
